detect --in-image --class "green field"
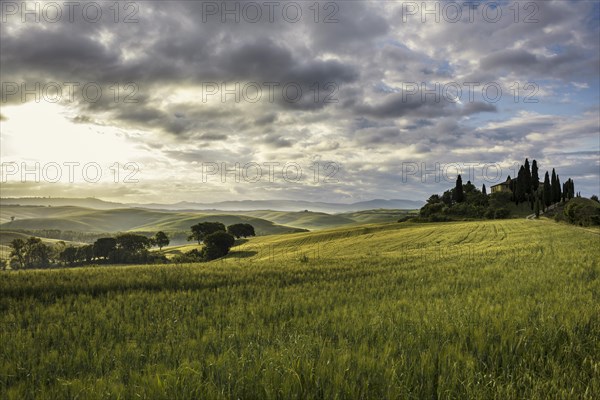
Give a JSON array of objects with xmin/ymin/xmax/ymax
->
[{"xmin": 1, "ymin": 219, "xmax": 599, "ymax": 399}]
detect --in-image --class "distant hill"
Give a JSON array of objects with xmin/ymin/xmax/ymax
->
[
  {"xmin": 0, "ymin": 206, "xmax": 305, "ymax": 236},
  {"xmin": 135, "ymin": 199, "xmax": 424, "ymax": 212},
  {"xmin": 1, "ymin": 197, "xmax": 424, "ymax": 213},
  {"xmin": 0, "ymin": 197, "xmax": 126, "ymax": 210}
]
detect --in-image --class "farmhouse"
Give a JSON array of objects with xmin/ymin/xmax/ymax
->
[
  {"xmin": 490, "ymin": 178, "xmax": 512, "ymax": 194},
  {"xmin": 490, "ymin": 177, "xmax": 544, "ymax": 194}
]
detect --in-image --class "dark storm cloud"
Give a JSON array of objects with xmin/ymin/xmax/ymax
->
[
  {"xmin": 480, "ymin": 49, "xmax": 538, "ymax": 70},
  {"xmin": 261, "ymin": 134, "xmax": 293, "ymax": 149},
  {"xmin": 354, "ymin": 93, "xmax": 495, "ymax": 120},
  {"xmin": 199, "ymin": 133, "xmax": 228, "ymax": 142},
  {"xmin": 480, "ymin": 48, "xmax": 599, "ymax": 79},
  {"xmin": 0, "ymin": 26, "xmax": 116, "ymax": 78},
  {"xmin": 254, "ymin": 114, "xmax": 278, "ymax": 126},
  {"xmin": 460, "ymin": 102, "xmax": 497, "ymax": 116},
  {"xmin": 355, "ymin": 127, "xmax": 401, "ymax": 146},
  {"xmin": 355, "ymin": 93, "xmax": 445, "ymax": 119},
  {"xmin": 308, "ymin": 1, "xmax": 389, "ymax": 52}
]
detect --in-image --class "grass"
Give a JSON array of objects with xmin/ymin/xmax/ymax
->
[{"xmin": 0, "ymin": 219, "xmax": 598, "ymax": 399}]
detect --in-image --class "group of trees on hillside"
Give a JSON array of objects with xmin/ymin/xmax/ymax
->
[
  {"xmin": 8, "ymin": 231, "xmax": 171, "ymax": 269},
  {"xmin": 175, "ymin": 222, "xmax": 255, "ymax": 263},
  {"xmin": 7, "ymin": 222, "xmax": 256, "ymax": 269},
  {"xmin": 419, "ymin": 158, "xmax": 578, "ymax": 222},
  {"xmin": 419, "ymin": 177, "xmax": 508, "ymax": 221},
  {"xmin": 506, "ymin": 158, "xmax": 576, "ymax": 214}
]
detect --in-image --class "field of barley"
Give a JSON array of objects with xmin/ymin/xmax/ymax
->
[{"xmin": 1, "ymin": 219, "xmax": 599, "ymax": 399}]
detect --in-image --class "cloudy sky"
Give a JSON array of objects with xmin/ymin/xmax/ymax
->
[{"xmin": 1, "ymin": 0, "xmax": 599, "ymax": 203}]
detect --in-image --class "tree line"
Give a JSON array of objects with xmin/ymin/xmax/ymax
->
[{"xmin": 6, "ymin": 222, "xmax": 255, "ymax": 269}]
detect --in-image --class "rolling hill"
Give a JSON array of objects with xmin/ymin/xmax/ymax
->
[
  {"xmin": 0, "ymin": 204, "xmax": 419, "ymax": 234},
  {"xmin": 0, "ymin": 206, "xmax": 304, "ymax": 236}
]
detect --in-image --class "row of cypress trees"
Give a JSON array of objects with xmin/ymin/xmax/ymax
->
[{"xmin": 506, "ymin": 158, "xmax": 576, "ymax": 213}]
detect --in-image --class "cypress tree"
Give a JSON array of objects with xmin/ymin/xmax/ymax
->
[
  {"xmin": 551, "ymin": 168, "xmax": 557, "ymax": 204},
  {"xmin": 555, "ymin": 175, "xmax": 562, "ymax": 203},
  {"xmin": 543, "ymin": 171, "xmax": 551, "ymax": 208},
  {"xmin": 529, "ymin": 192, "xmax": 534, "ymax": 210},
  {"xmin": 515, "ymin": 166, "xmax": 526, "ymax": 205},
  {"xmin": 454, "ymin": 175, "xmax": 464, "ymax": 203},
  {"xmin": 508, "ymin": 175, "xmax": 515, "ymax": 201},
  {"xmin": 482, "ymin": 184, "xmax": 487, "ymax": 195},
  {"xmin": 531, "ymin": 160, "xmax": 539, "ymax": 192},
  {"xmin": 534, "ymin": 193, "xmax": 540, "ymax": 218},
  {"xmin": 568, "ymin": 179, "xmax": 575, "ymax": 200},
  {"xmin": 524, "ymin": 158, "xmax": 532, "ymax": 195}
]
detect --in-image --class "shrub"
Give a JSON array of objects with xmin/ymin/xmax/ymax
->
[
  {"xmin": 494, "ymin": 208, "xmax": 511, "ymax": 219},
  {"xmin": 563, "ymin": 198, "xmax": 600, "ymax": 226}
]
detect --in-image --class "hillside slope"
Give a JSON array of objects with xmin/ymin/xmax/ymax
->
[{"xmin": 226, "ymin": 219, "xmax": 600, "ymax": 264}]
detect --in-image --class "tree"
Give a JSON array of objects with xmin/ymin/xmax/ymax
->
[
  {"xmin": 9, "ymin": 238, "xmax": 26, "ymax": 269},
  {"xmin": 93, "ymin": 237, "xmax": 117, "ymax": 260},
  {"xmin": 201, "ymin": 232, "xmax": 235, "ymax": 260},
  {"xmin": 515, "ymin": 166, "xmax": 526, "ymax": 205},
  {"xmin": 77, "ymin": 245, "xmax": 94, "ymax": 264},
  {"xmin": 543, "ymin": 171, "xmax": 552, "ymax": 208},
  {"xmin": 441, "ymin": 189, "xmax": 453, "ymax": 206},
  {"xmin": 116, "ymin": 234, "xmax": 152, "ymax": 254},
  {"xmin": 592, "ymin": 195, "xmax": 599, "ymax": 203},
  {"xmin": 551, "ymin": 168, "xmax": 558, "ymax": 204},
  {"xmin": 153, "ymin": 231, "xmax": 170, "ymax": 251},
  {"xmin": 555, "ymin": 175, "xmax": 562, "ymax": 204},
  {"xmin": 453, "ymin": 175, "xmax": 464, "ymax": 203},
  {"xmin": 531, "ymin": 160, "xmax": 539, "ymax": 192},
  {"xmin": 482, "ymin": 184, "xmax": 487, "ymax": 195},
  {"xmin": 188, "ymin": 222, "xmax": 226, "ymax": 244},
  {"xmin": 524, "ymin": 158, "xmax": 532, "ymax": 195},
  {"xmin": 562, "ymin": 178, "xmax": 574, "ymax": 200},
  {"xmin": 227, "ymin": 223, "xmax": 256, "ymax": 239},
  {"xmin": 426, "ymin": 194, "xmax": 441, "ymax": 204},
  {"xmin": 534, "ymin": 193, "xmax": 540, "ymax": 218},
  {"xmin": 23, "ymin": 237, "xmax": 51, "ymax": 268},
  {"xmin": 60, "ymin": 246, "xmax": 79, "ymax": 266}
]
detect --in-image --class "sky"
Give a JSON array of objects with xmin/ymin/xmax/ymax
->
[{"xmin": 0, "ymin": 0, "xmax": 599, "ymax": 204}]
